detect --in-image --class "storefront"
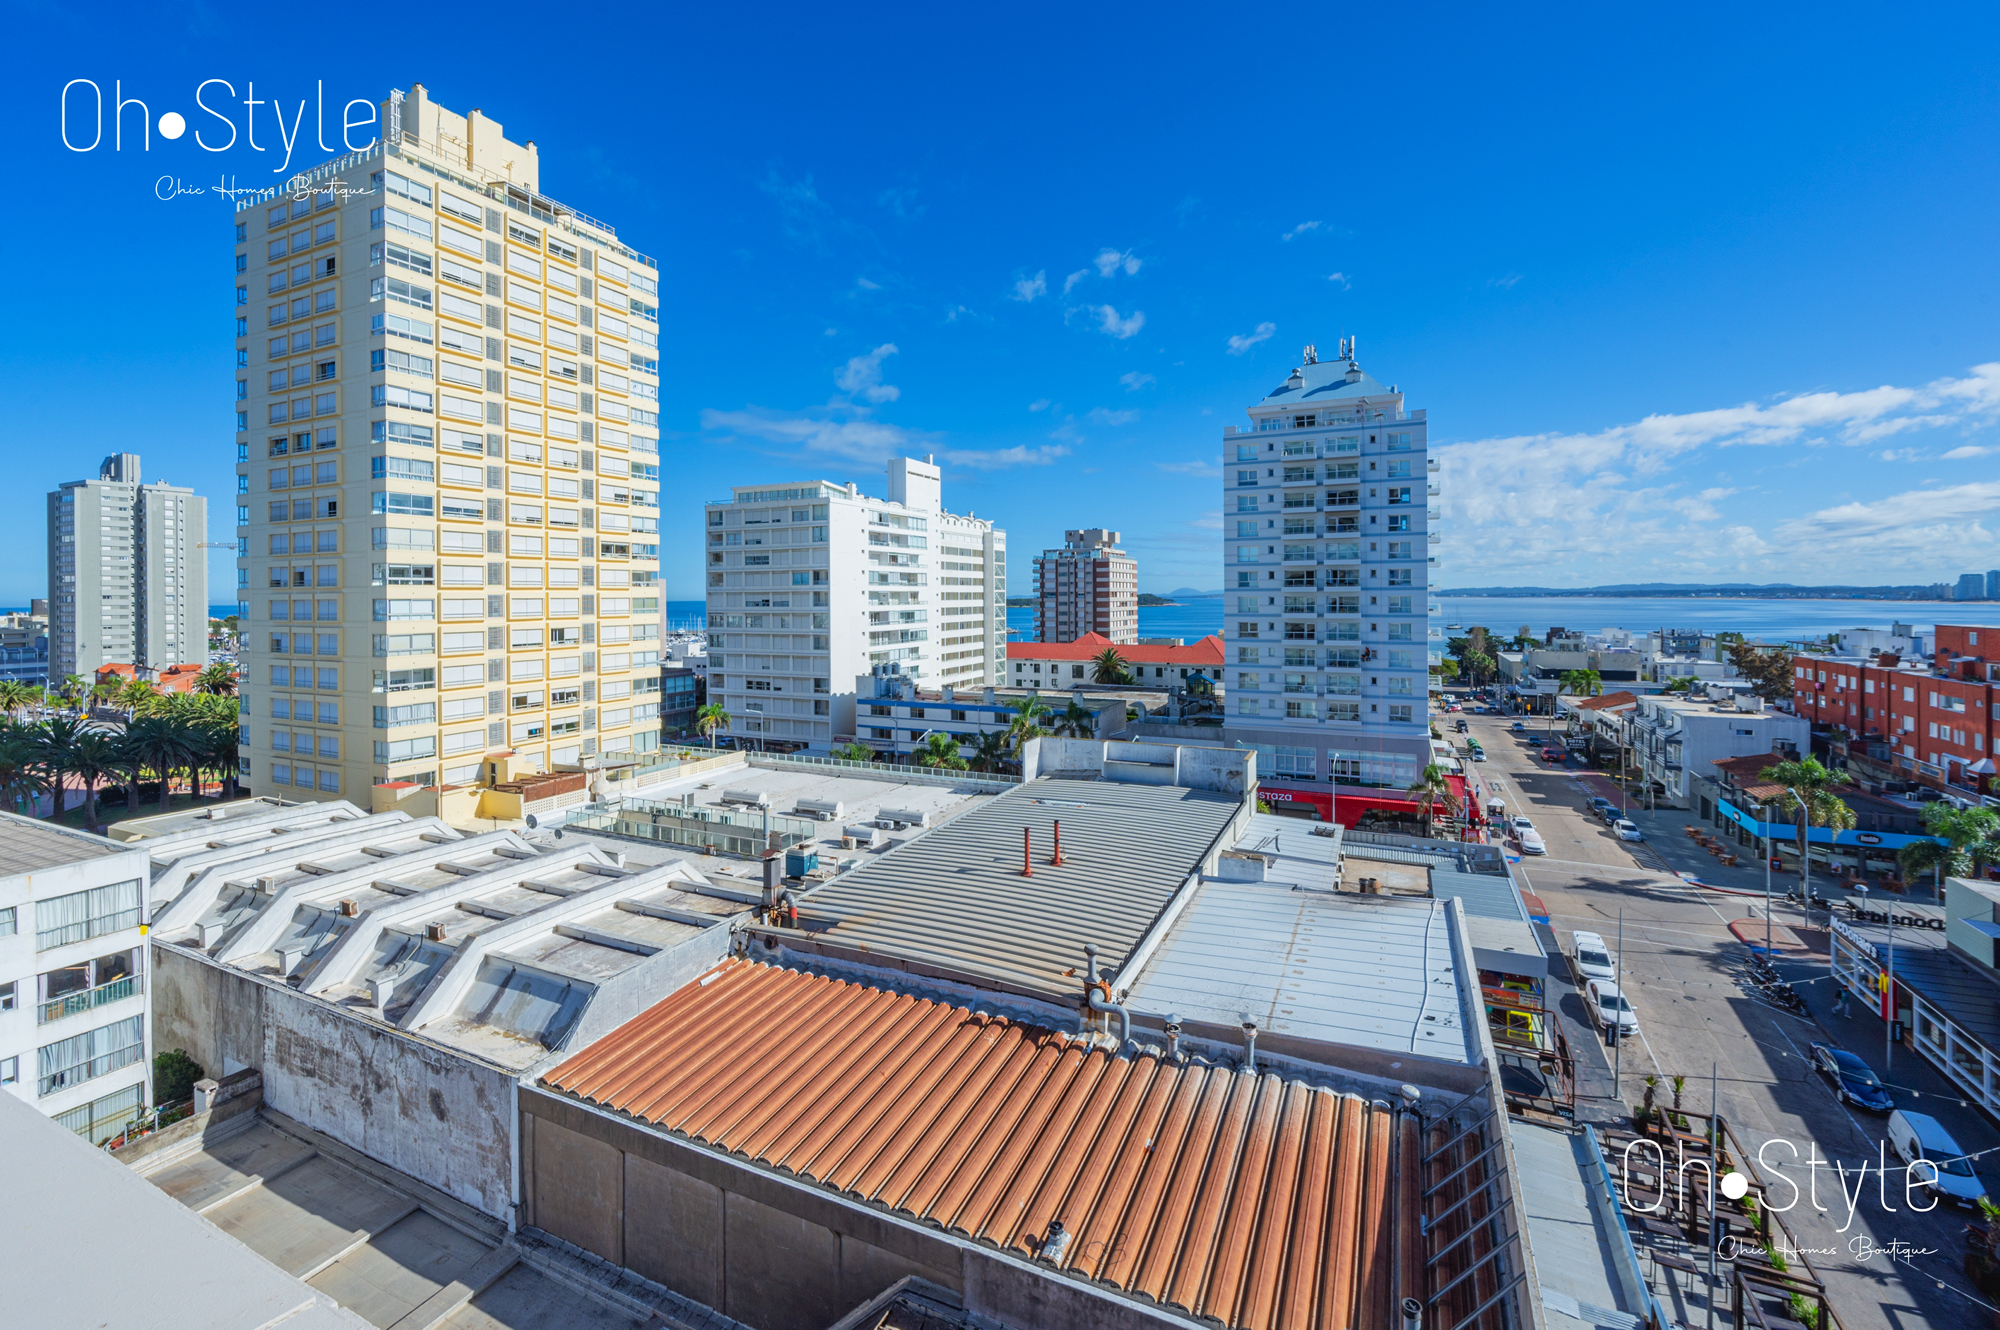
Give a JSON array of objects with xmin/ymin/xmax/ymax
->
[
  {"xmin": 1259, "ymin": 785, "xmax": 1427, "ymax": 828},
  {"xmin": 1715, "ymin": 799, "xmax": 1944, "ymax": 879}
]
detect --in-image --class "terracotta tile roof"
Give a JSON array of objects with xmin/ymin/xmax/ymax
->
[
  {"xmin": 1007, "ymin": 633, "xmax": 1224, "ymax": 667},
  {"xmin": 1711, "ymin": 752, "xmax": 1791, "ymax": 801},
  {"xmin": 94, "ymin": 663, "xmax": 205, "ymax": 694},
  {"xmin": 543, "ymin": 960, "xmax": 1427, "ymax": 1330},
  {"xmin": 1566, "ymin": 690, "xmax": 1637, "ymax": 712}
]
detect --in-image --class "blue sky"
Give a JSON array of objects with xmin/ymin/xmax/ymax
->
[{"xmin": 6, "ymin": 3, "xmax": 2000, "ymax": 603}]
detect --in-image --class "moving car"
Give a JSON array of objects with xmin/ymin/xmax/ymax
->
[
  {"xmin": 1888, "ymin": 1110, "xmax": 1988, "ymax": 1207},
  {"xmin": 1518, "ymin": 828, "xmax": 1547, "ymax": 855},
  {"xmin": 1572, "ymin": 930, "xmax": 1617, "ymax": 985},
  {"xmin": 1511, "ymin": 721, "xmax": 1527, "ymax": 733},
  {"xmin": 1613, "ymin": 819, "xmax": 1644, "ymax": 842},
  {"xmin": 1808, "ymin": 1043, "xmax": 1894, "ymax": 1112},
  {"xmin": 1541, "ymin": 748, "xmax": 1567, "ymax": 763},
  {"xmin": 1587, "ymin": 797, "xmax": 1612, "ymax": 816},
  {"xmin": 1469, "ymin": 748, "xmax": 1486, "ymax": 761},
  {"xmin": 1585, "ymin": 978, "xmax": 1639, "ymax": 1041}
]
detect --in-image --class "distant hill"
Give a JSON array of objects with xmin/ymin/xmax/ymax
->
[
  {"xmin": 1164, "ymin": 587, "xmax": 1223, "ymax": 599},
  {"xmin": 1439, "ymin": 582, "xmax": 1950, "ymax": 600},
  {"xmin": 1137, "ymin": 593, "xmax": 1177, "ymax": 606}
]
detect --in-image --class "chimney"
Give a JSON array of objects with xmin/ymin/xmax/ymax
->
[
  {"xmin": 425, "ymin": 921, "xmax": 448, "ymax": 942},
  {"xmin": 338, "ymin": 899, "xmax": 359, "ymax": 917},
  {"xmin": 762, "ymin": 851, "xmax": 781, "ymax": 911},
  {"xmin": 369, "ymin": 974, "xmax": 398, "ymax": 1009}
]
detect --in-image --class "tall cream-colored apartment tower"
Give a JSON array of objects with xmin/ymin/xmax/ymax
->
[
  {"xmin": 234, "ymin": 86, "xmax": 662, "ymax": 799},
  {"xmin": 1031, "ymin": 528, "xmax": 1137, "ymax": 643}
]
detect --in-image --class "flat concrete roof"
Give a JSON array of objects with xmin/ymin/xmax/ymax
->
[
  {"xmin": 0, "ymin": 1093, "xmax": 368, "ymax": 1330},
  {"xmin": 0, "ymin": 809, "xmax": 133, "ymax": 874}
]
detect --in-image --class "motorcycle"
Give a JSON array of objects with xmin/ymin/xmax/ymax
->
[{"xmin": 1785, "ymin": 886, "xmax": 1832, "ymax": 911}]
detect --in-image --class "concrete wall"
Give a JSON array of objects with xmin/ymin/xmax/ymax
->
[
  {"xmin": 1020, "ymin": 737, "xmax": 1253, "ymax": 796},
  {"xmin": 521, "ymin": 1088, "xmax": 1199, "ymax": 1330},
  {"xmin": 554, "ymin": 923, "xmax": 734, "ymax": 1060},
  {"xmin": 151, "ymin": 942, "xmax": 517, "ymax": 1218}
]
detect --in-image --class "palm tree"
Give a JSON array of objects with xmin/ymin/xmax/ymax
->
[
  {"xmin": 970, "ymin": 730, "xmax": 1010, "ymax": 774},
  {"xmin": 0, "ymin": 681, "xmax": 32, "ymax": 720},
  {"xmin": 68, "ymin": 730, "xmax": 122, "ymax": 831},
  {"xmin": 1760, "ymin": 756, "xmax": 1855, "ymax": 897},
  {"xmin": 195, "ymin": 663, "xmax": 238, "ymax": 697},
  {"xmin": 832, "ymin": 741, "xmax": 875, "ymax": 763},
  {"xmin": 695, "ymin": 702, "xmax": 730, "ymax": 750},
  {"xmin": 122, "ymin": 716, "xmax": 193, "ymax": 812},
  {"xmin": 1053, "ymin": 700, "xmax": 1097, "ymax": 738},
  {"xmin": 57, "ymin": 674, "xmax": 86, "ymax": 711},
  {"xmin": 914, "ymin": 731, "xmax": 969, "ymax": 771},
  {"xmin": 118, "ymin": 678, "xmax": 162, "ymax": 719},
  {"xmin": 1089, "ymin": 647, "xmax": 1130, "ymax": 686},
  {"xmin": 1899, "ymin": 804, "xmax": 2000, "ymax": 900},
  {"xmin": 1004, "ymin": 695, "xmax": 1050, "ymax": 762},
  {"xmin": 1405, "ymin": 762, "xmax": 1457, "ymax": 828},
  {"xmin": 33, "ymin": 715, "xmax": 91, "ymax": 820}
]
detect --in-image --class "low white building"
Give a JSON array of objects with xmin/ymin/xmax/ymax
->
[
  {"xmin": 0, "ymin": 815, "xmax": 154, "ymax": 1143},
  {"xmin": 1627, "ymin": 692, "xmax": 1809, "ymax": 804}
]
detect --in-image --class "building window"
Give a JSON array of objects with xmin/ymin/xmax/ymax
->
[
  {"xmin": 37, "ymin": 1015, "xmax": 144, "ymax": 1096},
  {"xmin": 35, "ymin": 881, "xmax": 142, "ymax": 952}
]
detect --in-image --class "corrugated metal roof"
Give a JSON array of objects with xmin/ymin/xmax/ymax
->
[
  {"xmin": 544, "ymin": 961, "xmax": 1409, "ymax": 1330},
  {"xmin": 1234, "ymin": 813, "xmax": 1343, "ymax": 865},
  {"xmin": 1430, "ymin": 868, "xmax": 1526, "ymax": 923},
  {"xmin": 789, "ymin": 778, "xmax": 1242, "ymax": 998},
  {"xmin": 1126, "ymin": 887, "xmax": 1476, "ymax": 1064}
]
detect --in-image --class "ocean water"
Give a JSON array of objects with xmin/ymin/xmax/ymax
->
[
  {"xmin": 1433, "ymin": 596, "xmax": 2000, "ymax": 642},
  {"xmin": 1003, "ymin": 603, "xmax": 1223, "ymax": 642}
]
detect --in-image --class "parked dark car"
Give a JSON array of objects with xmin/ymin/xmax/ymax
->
[{"xmin": 1809, "ymin": 1042, "xmax": 1894, "ymax": 1112}]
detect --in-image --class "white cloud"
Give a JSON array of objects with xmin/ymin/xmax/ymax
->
[
  {"xmin": 1156, "ymin": 458, "xmax": 1222, "ymax": 478},
  {"xmin": 1096, "ymin": 248, "xmax": 1142, "ymax": 277},
  {"xmin": 1087, "ymin": 408, "xmax": 1139, "ymax": 426},
  {"xmin": 1434, "ymin": 361, "xmax": 2000, "ymax": 583},
  {"xmin": 701, "ymin": 407, "xmax": 1063, "ymax": 472},
  {"xmin": 1943, "ymin": 444, "xmax": 1995, "ymax": 459},
  {"xmin": 1011, "ymin": 270, "xmax": 1047, "ymax": 302},
  {"xmin": 1281, "ymin": 221, "xmax": 1322, "ymax": 242},
  {"xmin": 1093, "ymin": 306, "xmax": 1145, "ymax": 339},
  {"xmin": 1028, "ymin": 399, "xmax": 1051, "ymax": 412},
  {"xmin": 834, "ymin": 344, "xmax": 900, "ymax": 403},
  {"xmin": 1062, "ymin": 269, "xmax": 1089, "ymax": 295},
  {"xmin": 855, "ymin": 276, "xmax": 882, "ymax": 291},
  {"xmin": 1327, "ymin": 272, "xmax": 1351, "ymax": 288},
  {"xmin": 1226, "ymin": 322, "xmax": 1276, "ymax": 355},
  {"xmin": 943, "ymin": 443, "xmax": 1070, "ymax": 470},
  {"xmin": 1488, "ymin": 273, "xmax": 1524, "ymax": 289},
  {"xmin": 1119, "ymin": 371, "xmax": 1155, "ymax": 391}
]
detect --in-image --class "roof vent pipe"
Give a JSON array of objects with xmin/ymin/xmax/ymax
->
[
  {"xmin": 1022, "ymin": 827, "xmax": 1033, "ymax": 878},
  {"xmin": 1241, "ymin": 1015, "xmax": 1259, "ymax": 1072},
  {"xmin": 1082, "ymin": 943, "xmax": 1131, "ymax": 1051},
  {"xmin": 1401, "ymin": 1297, "xmax": 1422, "ymax": 1330},
  {"xmin": 761, "ymin": 852, "xmax": 781, "ymax": 914},
  {"xmin": 1040, "ymin": 1219, "xmax": 1072, "ymax": 1265},
  {"xmin": 1165, "ymin": 1013, "xmax": 1183, "ymax": 1063},
  {"xmin": 1051, "ymin": 819, "xmax": 1064, "ymax": 867}
]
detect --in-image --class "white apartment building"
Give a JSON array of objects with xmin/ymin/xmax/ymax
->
[
  {"xmin": 233, "ymin": 85, "xmax": 662, "ymax": 800},
  {"xmin": 0, "ymin": 816, "xmax": 154, "ymax": 1144},
  {"xmin": 46, "ymin": 454, "xmax": 208, "ymax": 681},
  {"xmin": 1221, "ymin": 341, "xmax": 1437, "ymax": 808},
  {"xmin": 1033, "ymin": 528, "xmax": 1138, "ymax": 643},
  {"xmin": 1626, "ymin": 691, "xmax": 1809, "ymax": 804},
  {"xmin": 704, "ymin": 457, "xmax": 1006, "ymax": 749}
]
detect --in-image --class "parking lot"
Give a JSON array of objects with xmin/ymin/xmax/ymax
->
[{"xmin": 1454, "ymin": 698, "xmax": 2000, "ymax": 1330}]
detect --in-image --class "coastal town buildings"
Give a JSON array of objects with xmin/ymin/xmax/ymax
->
[
  {"xmin": 1031, "ymin": 528, "xmax": 1138, "ymax": 643},
  {"xmin": 704, "ymin": 456, "xmax": 1007, "ymax": 750},
  {"xmin": 232, "ymin": 85, "xmax": 663, "ymax": 799},
  {"xmin": 1221, "ymin": 340, "xmax": 1435, "ymax": 820},
  {"xmin": 47, "ymin": 454, "xmax": 208, "ymax": 682},
  {"xmin": 1793, "ymin": 623, "xmax": 2000, "ymax": 796}
]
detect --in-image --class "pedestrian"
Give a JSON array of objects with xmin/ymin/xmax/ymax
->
[{"xmin": 1836, "ymin": 987, "xmax": 1852, "ymax": 1020}]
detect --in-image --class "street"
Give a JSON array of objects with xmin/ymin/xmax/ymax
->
[{"xmin": 1455, "ymin": 701, "xmax": 2000, "ymax": 1330}]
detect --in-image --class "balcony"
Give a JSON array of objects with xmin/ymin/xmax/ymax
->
[{"xmin": 39, "ymin": 975, "xmax": 137, "ymax": 1025}]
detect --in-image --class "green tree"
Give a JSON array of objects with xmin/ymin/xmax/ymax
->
[
  {"xmin": 0, "ymin": 725, "xmax": 45, "ymax": 814},
  {"xmin": 153, "ymin": 1049, "xmax": 205, "ymax": 1106},
  {"xmin": 831, "ymin": 741, "xmax": 876, "ymax": 763},
  {"xmin": 914, "ymin": 731, "xmax": 969, "ymax": 771},
  {"xmin": 118, "ymin": 678, "xmax": 162, "ymax": 719},
  {"xmin": 1405, "ymin": 762, "xmax": 1457, "ymax": 827},
  {"xmin": 195, "ymin": 663, "xmax": 238, "ymax": 697},
  {"xmin": 1728, "ymin": 640, "xmax": 1795, "ymax": 701},
  {"xmin": 122, "ymin": 715, "xmax": 194, "ymax": 812},
  {"xmin": 1089, "ymin": 647, "xmax": 1131, "ymax": 685},
  {"xmin": 1053, "ymin": 700, "xmax": 1097, "ymax": 738},
  {"xmin": 1005, "ymin": 695, "xmax": 1051, "ymax": 757},
  {"xmin": 1899, "ymin": 804, "xmax": 2000, "ymax": 899},
  {"xmin": 1760, "ymin": 756, "xmax": 1855, "ymax": 893},
  {"xmin": 970, "ymin": 730, "xmax": 1011, "ymax": 774},
  {"xmin": 695, "ymin": 702, "xmax": 731, "ymax": 749},
  {"xmin": 0, "ymin": 681, "xmax": 32, "ymax": 719},
  {"xmin": 1435, "ymin": 658, "xmax": 1461, "ymax": 684},
  {"xmin": 68, "ymin": 730, "xmax": 122, "ymax": 831},
  {"xmin": 1461, "ymin": 651, "xmax": 1496, "ymax": 685},
  {"xmin": 55, "ymin": 674, "xmax": 87, "ymax": 712},
  {"xmin": 33, "ymin": 715, "xmax": 91, "ymax": 821}
]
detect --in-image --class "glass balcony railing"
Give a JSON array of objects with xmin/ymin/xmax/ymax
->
[{"xmin": 38, "ymin": 975, "xmax": 137, "ymax": 1025}]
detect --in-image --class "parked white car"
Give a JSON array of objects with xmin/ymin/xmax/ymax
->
[
  {"xmin": 1614, "ymin": 819, "xmax": 1644, "ymax": 842},
  {"xmin": 1572, "ymin": 931, "xmax": 1617, "ymax": 986},
  {"xmin": 1585, "ymin": 979, "xmax": 1639, "ymax": 1040},
  {"xmin": 1518, "ymin": 828, "xmax": 1547, "ymax": 856},
  {"xmin": 1511, "ymin": 815, "xmax": 1535, "ymax": 833},
  {"xmin": 1888, "ymin": 1110, "xmax": 1989, "ymax": 1208}
]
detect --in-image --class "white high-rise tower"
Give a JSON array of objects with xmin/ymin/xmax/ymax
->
[{"xmin": 1221, "ymin": 341, "xmax": 1436, "ymax": 817}]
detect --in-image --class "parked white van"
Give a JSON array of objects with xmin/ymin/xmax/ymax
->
[{"xmin": 1887, "ymin": 1109, "xmax": 1988, "ymax": 1208}]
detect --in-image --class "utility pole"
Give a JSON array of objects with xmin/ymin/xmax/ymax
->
[
  {"xmin": 1614, "ymin": 907, "xmax": 1624, "ymax": 1098},
  {"xmin": 1706, "ymin": 1061, "xmax": 1719, "ymax": 1330},
  {"xmin": 1761, "ymin": 799, "xmax": 1773, "ymax": 956}
]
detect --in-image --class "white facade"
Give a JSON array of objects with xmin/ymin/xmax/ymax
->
[
  {"xmin": 0, "ymin": 815, "xmax": 155, "ymax": 1144},
  {"xmin": 47, "ymin": 454, "xmax": 209, "ymax": 681},
  {"xmin": 1626, "ymin": 692, "xmax": 1810, "ymax": 802},
  {"xmin": 705, "ymin": 457, "xmax": 1006, "ymax": 748},
  {"xmin": 1221, "ymin": 341, "xmax": 1436, "ymax": 790}
]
